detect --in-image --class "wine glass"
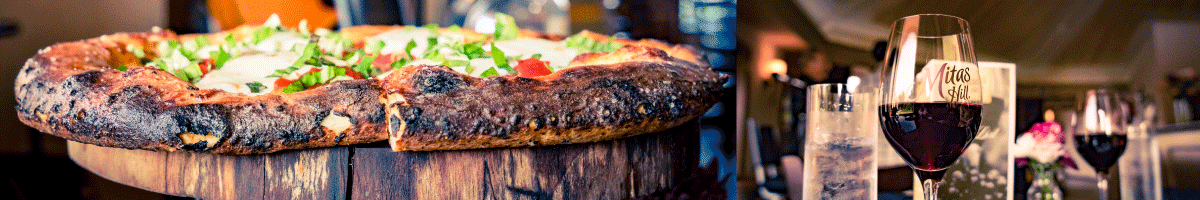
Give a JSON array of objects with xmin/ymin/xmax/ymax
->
[
  {"xmin": 1070, "ymin": 89, "xmax": 1128, "ymax": 200},
  {"xmin": 877, "ymin": 14, "xmax": 982, "ymax": 200}
]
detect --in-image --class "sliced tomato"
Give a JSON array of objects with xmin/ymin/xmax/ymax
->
[
  {"xmin": 272, "ymin": 68, "xmax": 323, "ymax": 92},
  {"xmin": 372, "ymin": 53, "xmax": 397, "ymax": 68},
  {"xmin": 341, "ymin": 66, "xmax": 365, "ymax": 79},
  {"xmin": 273, "ymin": 78, "xmax": 295, "ymax": 93},
  {"xmin": 515, "ymin": 58, "xmax": 552, "ymax": 78},
  {"xmin": 198, "ymin": 58, "xmax": 215, "ymax": 75},
  {"xmin": 352, "ymin": 41, "xmax": 366, "ymax": 49}
]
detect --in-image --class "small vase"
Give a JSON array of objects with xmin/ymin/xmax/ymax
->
[{"xmin": 1027, "ymin": 162, "xmax": 1063, "ymax": 200}]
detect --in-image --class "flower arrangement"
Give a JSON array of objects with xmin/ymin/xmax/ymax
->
[{"xmin": 1013, "ymin": 111, "xmax": 1077, "ymax": 200}]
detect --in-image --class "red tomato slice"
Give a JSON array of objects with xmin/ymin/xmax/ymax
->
[
  {"xmin": 272, "ymin": 68, "xmax": 323, "ymax": 92},
  {"xmin": 198, "ymin": 58, "xmax": 215, "ymax": 75},
  {"xmin": 515, "ymin": 58, "xmax": 552, "ymax": 78},
  {"xmin": 372, "ymin": 54, "xmax": 397, "ymax": 68},
  {"xmin": 341, "ymin": 66, "xmax": 365, "ymax": 79}
]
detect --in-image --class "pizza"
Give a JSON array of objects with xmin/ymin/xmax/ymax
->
[{"xmin": 14, "ymin": 14, "xmax": 726, "ymax": 154}]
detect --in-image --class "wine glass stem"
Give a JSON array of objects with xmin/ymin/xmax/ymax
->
[
  {"xmin": 1097, "ymin": 171, "xmax": 1108, "ymax": 200},
  {"xmin": 922, "ymin": 178, "xmax": 940, "ymax": 200}
]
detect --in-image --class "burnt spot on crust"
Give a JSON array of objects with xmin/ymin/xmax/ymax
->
[
  {"xmin": 412, "ymin": 67, "xmax": 466, "ymax": 94},
  {"xmin": 168, "ymin": 104, "xmax": 231, "ymax": 151}
]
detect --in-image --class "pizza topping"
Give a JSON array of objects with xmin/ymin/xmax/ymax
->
[
  {"xmin": 280, "ymin": 67, "xmax": 351, "ymax": 93},
  {"xmin": 492, "ymin": 13, "xmax": 519, "ymax": 41},
  {"xmin": 373, "ymin": 27, "xmax": 464, "ymax": 59},
  {"xmin": 515, "ymin": 58, "xmax": 552, "ymax": 78},
  {"xmin": 193, "ymin": 52, "xmax": 301, "ymax": 95},
  {"xmin": 563, "ymin": 33, "xmax": 624, "ymax": 54},
  {"xmin": 493, "ymin": 38, "xmax": 578, "ymax": 69},
  {"xmin": 245, "ymin": 81, "xmax": 267, "ymax": 93},
  {"xmin": 155, "ymin": 13, "xmax": 609, "ymax": 95},
  {"xmin": 209, "ymin": 46, "xmax": 232, "ymax": 69}
]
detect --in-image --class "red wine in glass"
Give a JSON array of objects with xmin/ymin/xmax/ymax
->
[
  {"xmin": 879, "ymin": 102, "xmax": 982, "ymax": 180},
  {"xmin": 1073, "ymin": 134, "xmax": 1128, "ymax": 173}
]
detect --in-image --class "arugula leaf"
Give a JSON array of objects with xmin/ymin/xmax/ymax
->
[
  {"xmin": 424, "ymin": 37, "xmax": 438, "ymax": 53},
  {"xmin": 281, "ymin": 82, "xmax": 305, "ymax": 94},
  {"xmin": 269, "ymin": 66, "xmax": 301, "ymax": 78},
  {"xmin": 270, "ymin": 41, "xmax": 320, "ymax": 78},
  {"xmin": 224, "ymin": 34, "xmax": 236, "ymax": 46},
  {"xmin": 153, "ymin": 59, "xmax": 169, "ymax": 71},
  {"xmin": 251, "ymin": 26, "xmax": 276, "ymax": 44},
  {"xmin": 116, "ymin": 64, "xmax": 128, "ymax": 71},
  {"xmin": 246, "ymin": 82, "xmax": 266, "ymax": 93},
  {"xmin": 443, "ymin": 60, "xmax": 469, "ymax": 67},
  {"xmin": 490, "ymin": 44, "xmax": 511, "ymax": 70},
  {"xmin": 194, "ymin": 36, "xmax": 209, "ymax": 48},
  {"xmin": 597, "ymin": 38, "xmax": 623, "ymax": 52},
  {"xmin": 404, "ymin": 39, "xmax": 418, "ymax": 59},
  {"xmin": 127, "ymin": 45, "xmax": 146, "ymax": 58},
  {"xmin": 563, "ymin": 33, "xmax": 623, "ymax": 53},
  {"xmin": 174, "ymin": 63, "xmax": 203, "ymax": 83},
  {"xmin": 423, "ymin": 24, "xmax": 440, "ymax": 35},
  {"xmin": 493, "ymin": 13, "xmax": 519, "ymax": 41},
  {"xmin": 369, "ymin": 40, "xmax": 386, "ymax": 53},
  {"xmin": 292, "ymin": 41, "xmax": 320, "ymax": 68},
  {"xmin": 531, "ymin": 54, "xmax": 542, "ymax": 59},
  {"xmin": 461, "ymin": 42, "xmax": 487, "ymax": 59},
  {"xmin": 448, "ymin": 25, "xmax": 461, "ymax": 32},
  {"xmin": 353, "ymin": 54, "xmax": 378, "ymax": 77},
  {"xmin": 479, "ymin": 67, "xmax": 499, "ymax": 77},
  {"xmin": 423, "ymin": 48, "xmax": 446, "ymax": 62},
  {"xmin": 391, "ymin": 57, "xmax": 410, "ymax": 69},
  {"xmin": 210, "ymin": 46, "xmax": 232, "ymax": 69},
  {"xmin": 281, "ymin": 67, "xmax": 347, "ymax": 94}
]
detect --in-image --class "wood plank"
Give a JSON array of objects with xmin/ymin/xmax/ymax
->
[
  {"xmin": 263, "ymin": 147, "xmax": 348, "ymax": 200},
  {"xmin": 67, "ymin": 141, "xmax": 168, "ymax": 194},
  {"xmin": 350, "ymin": 121, "xmax": 700, "ymax": 199},
  {"xmin": 71, "ymin": 121, "xmax": 698, "ymax": 199},
  {"xmin": 163, "ymin": 149, "xmax": 265, "ymax": 199}
]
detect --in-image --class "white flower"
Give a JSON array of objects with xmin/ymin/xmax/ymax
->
[{"xmin": 1014, "ymin": 132, "xmax": 1065, "ymax": 163}]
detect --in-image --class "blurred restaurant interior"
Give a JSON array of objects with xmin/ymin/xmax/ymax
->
[
  {"xmin": 738, "ymin": 0, "xmax": 1200, "ymax": 200},
  {"xmin": 0, "ymin": 0, "xmax": 735, "ymax": 199}
]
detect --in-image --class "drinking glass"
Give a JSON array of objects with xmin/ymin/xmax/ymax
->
[
  {"xmin": 1071, "ymin": 89, "xmax": 1128, "ymax": 200},
  {"xmin": 802, "ymin": 83, "xmax": 878, "ymax": 200},
  {"xmin": 877, "ymin": 14, "xmax": 982, "ymax": 200}
]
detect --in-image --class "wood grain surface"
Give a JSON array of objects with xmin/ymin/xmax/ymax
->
[{"xmin": 68, "ymin": 121, "xmax": 699, "ymax": 199}]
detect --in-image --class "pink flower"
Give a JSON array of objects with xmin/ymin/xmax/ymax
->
[{"xmin": 1014, "ymin": 121, "xmax": 1076, "ymax": 169}]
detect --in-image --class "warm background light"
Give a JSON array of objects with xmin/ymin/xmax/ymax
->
[{"xmin": 766, "ymin": 58, "xmax": 787, "ymax": 75}]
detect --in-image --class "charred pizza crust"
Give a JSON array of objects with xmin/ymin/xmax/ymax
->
[{"xmin": 14, "ymin": 27, "xmax": 726, "ymax": 154}]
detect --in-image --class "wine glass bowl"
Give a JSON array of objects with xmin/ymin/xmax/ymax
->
[
  {"xmin": 877, "ymin": 14, "xmax": 981, "ymax": 200},
  {"xmin": 1070, "ymin": 89, "xmax": 1129, "ymax": 200}
]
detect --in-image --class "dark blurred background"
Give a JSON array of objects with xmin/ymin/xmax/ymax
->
[{"xmin": 0, "ymin": 0, "xmax": 735, "ymax": 199}]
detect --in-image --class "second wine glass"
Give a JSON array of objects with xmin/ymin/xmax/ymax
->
[{"xmin": 1071, "ymin": 89, "xmax": 1128, "ymax": 200}]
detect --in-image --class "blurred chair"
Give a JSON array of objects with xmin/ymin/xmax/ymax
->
[{"xmin": 1155, "ymin": 124, "xmax": 1200, "ymax": 194}]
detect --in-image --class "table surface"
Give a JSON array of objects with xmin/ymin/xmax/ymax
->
[{"xmin": 69, "ymin": 121, "xmax": 700, "ymax": 199}]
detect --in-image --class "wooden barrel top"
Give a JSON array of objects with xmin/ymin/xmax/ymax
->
[{"xmin": 69, "ymin": 121, "xmax": 699, "ymax": 199}]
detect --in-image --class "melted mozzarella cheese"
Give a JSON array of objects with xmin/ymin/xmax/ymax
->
[
  {"xmin": 493, "ymin": 38, "xmax": 579, "ymax": 68},
  {"xmin": 372, "ymin": 28, "xmax": 465, "ymax": 58},
  {"xmin": 193, "ymin": 52, "xmax": 301, "ymax": 96}
]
